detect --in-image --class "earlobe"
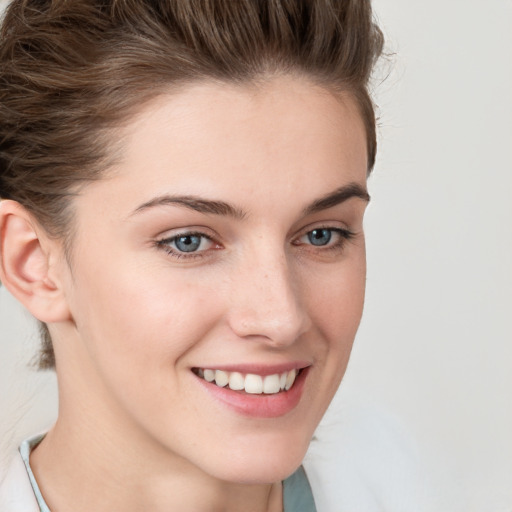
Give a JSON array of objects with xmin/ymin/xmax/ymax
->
[{"xmin": 0, "ymin": 200, "xmax": 71, "ymax": 323}]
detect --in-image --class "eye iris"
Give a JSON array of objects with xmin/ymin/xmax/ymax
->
[
  {"xmin": 308, "ymin": 229, "xmax": 332, "ymax": 246},
  {"xmin": 175, "ymin": 235, "xmax": 201, "ymax": 252}
]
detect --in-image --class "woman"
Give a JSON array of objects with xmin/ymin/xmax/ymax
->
[{"xmin": 0, "ymin": 1, "xmax": 383, "ymax": 510}]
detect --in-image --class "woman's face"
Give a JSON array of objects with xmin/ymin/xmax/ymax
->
[{"xmin": 55, "ymin": 76, "xmax": 369, "ymax": 483}]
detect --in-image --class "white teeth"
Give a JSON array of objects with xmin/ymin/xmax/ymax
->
[
  {"xmin": 285, "ymin": 369, "xmax": 297, "ymax": 391},
  {"xmin": 263, "ymin": 374, "xmax": 281, "ymax": 394},
  {"xmin": 197, "ymin": 368, "xmax": 300, "ymax": 394},
  {"xmin": 279, "ymin": 372, "xmax": 287, "ymax": 390},
  {"xmin": 215, "ymin": 370, "xmax": 229, "ymax": 387},
  {"xmin": 228, "ymin": 372, "xmax": 245, "ymax": 391},
  {"xmin": 244, "ymin": 374, "xmax": 263, "ymax": 394},
  {"xmin": 204, "ymin": 369, "xmax": 216, "ymax": 382}
]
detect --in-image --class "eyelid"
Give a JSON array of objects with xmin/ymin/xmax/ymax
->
[
  {"xmin": 292, "ymin": 221, "xmax": 354, "ymax": 241},
  {"xmin": 155, "ymin": 224, "xmax": 220, "ymax": 240},
  {"xmin": 290, "ymin": 224, "xmax": 356, "ymax": 257},
  {"xmin": 155, "ymin": 228, "xmax": 222, "ymax": 259},
  {"xmin": 297, "ymin": 227, "xmax": 353, "ymax": 242}
]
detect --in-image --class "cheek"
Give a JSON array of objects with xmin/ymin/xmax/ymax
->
[
  {"xmin": 70, "ymin": 261, "xmax": 222, "ymax": 383},
  {"xmin": 308, "ymin": 253, "xmax": 366, "ymax": 343},
  {"xmin": 304, "ymin": 252, "xmax": 366, "ymax": 399}
]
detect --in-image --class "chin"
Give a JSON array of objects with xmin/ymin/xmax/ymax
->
[{"xmin": 198, "ymin": 433, "xmax": 311, "ymax": 484}]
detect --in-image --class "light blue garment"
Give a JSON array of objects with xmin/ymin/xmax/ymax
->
[
  {"xmin": 19, "ymin": 435, "xmax": 50, "ymax": 512},
  {"xmin": 283, "ymin": 465, "xmax": 317, "ymax": 512},
  {"xmin": 20, "ymin": 434, "xmax": 316, "ymax": 512}
]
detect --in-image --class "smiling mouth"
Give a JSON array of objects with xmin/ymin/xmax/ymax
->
[{"xmin": 192, "ymin": 368, "xmax": 302, "ymax": 395}]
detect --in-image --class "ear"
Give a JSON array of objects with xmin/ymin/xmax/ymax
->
[{"xmin": 0, "ymin": 200, "xmax": 71, "ymax": 323}]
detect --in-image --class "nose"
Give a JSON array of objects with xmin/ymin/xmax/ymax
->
[{"xmin": 226, "ymin": 247, "xmax": 311, "ymax": 347}]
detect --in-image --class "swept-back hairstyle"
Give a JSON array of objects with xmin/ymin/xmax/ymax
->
[{"xmin": 0, "ymin": 0, "xmax": 383, "ymax": 369}]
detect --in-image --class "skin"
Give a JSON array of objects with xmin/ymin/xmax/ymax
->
[{"xmin": 0, "ymin": 76, "xmax": 369, "ymax": 512}]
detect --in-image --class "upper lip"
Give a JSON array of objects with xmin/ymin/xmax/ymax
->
[{"xmin": 192, "ymin": 361, "xmax": 311, "ymax": 376}]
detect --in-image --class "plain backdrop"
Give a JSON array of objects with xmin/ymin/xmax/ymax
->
[{"xmin": 1, "ymin": 0, "xmax": 511, "ymax": 510}]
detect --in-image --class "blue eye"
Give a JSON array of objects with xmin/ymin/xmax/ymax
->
[
  {"xmin": 296, "ymin": 226, "xmax": 354, "ymax": 251},
  {"xmin": 157, "ymin": 232, "xmax": 215, "ymax": 257},
  {"xmin": 174, "ymin": 234, "xmax": 203, "ymax": 252},
  {"xmin": 307, "ymin": 228, "xmax": 332, "ymax": 246}
]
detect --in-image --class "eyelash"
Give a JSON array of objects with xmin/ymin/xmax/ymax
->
[
  {"xmin": 155, "ymin": 231, "xmax": 217, "ymax": 259},
  {"xmin": 294, "ymin": 227, "xmax": 355, "ymax": 253},
  {"xmin": 155, "ymin": 226, "xmax": 355, "ymax": 260}
]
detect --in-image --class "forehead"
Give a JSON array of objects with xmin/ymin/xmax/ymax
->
[
  {"xmin": 125, "ymin": 76, "xmax": 367, "ymax": 163},
  {"xmin": 77, "ymin": 76, "xmax": 368, "ymax": 216}
]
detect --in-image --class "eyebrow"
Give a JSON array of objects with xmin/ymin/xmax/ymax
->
[
  {"xmin": 132, "ymin": 195, "xmax": 246, "ymax": 219},
  {"xmin": 302, "ymin": 182, "xmax": 370, "ymax": 215},
  {"xmin": 131, "ymin": 182, "xmax": 369, "ymax": 219}
]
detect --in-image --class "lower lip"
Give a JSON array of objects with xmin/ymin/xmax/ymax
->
[{"xmin": 195, "ymin": 368, "xmax": 309, "ymax": 418}]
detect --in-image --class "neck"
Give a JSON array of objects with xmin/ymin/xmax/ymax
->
[{"xmin": 30, "ymin": 420, "xmax": 283, "ymax": 512}]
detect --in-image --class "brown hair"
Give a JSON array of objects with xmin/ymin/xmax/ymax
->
[{"xmin": 0, "ymin": 0, "xmax": 384, "ymax": 370}]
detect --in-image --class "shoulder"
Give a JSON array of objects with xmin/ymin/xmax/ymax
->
[{"xmin": 0, "ymin": 451, "xmax": 40, "ymax": 512}]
